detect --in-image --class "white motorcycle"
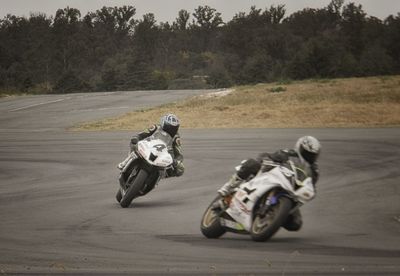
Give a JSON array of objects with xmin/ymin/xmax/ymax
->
[
  {"xmin": 116, "ymin": 130, "xmax": 174, "ymax": 208},
  {"xmin": 200, "ymin": 160, "xmax": 315, "ymax": 241}
]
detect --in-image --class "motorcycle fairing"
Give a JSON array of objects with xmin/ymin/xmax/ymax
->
[
  {"xmin": 225, "ymin": 166, "xmax": 299, "ymax": 231},
  {"xmin": 137, "ymin": 136, "xmax": 173, "ymax": 167},
  {"xmin": 220, "ymin": 218, "xmax": 247, "ymax": 233}
]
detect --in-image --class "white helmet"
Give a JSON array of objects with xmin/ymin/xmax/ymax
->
[
  {"xmin": 160, "ymin": 113, "xmax": 180, "ymax": 137},
  {"xmin": 295, "ymin": 136, "xmax": 321, "ymax": 164}
]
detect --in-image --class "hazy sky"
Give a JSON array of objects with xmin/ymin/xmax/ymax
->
[{"xmin": 1, "ymin": 0, "xmax": 399, "ymax": 22}]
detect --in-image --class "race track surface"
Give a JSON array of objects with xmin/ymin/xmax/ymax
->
[{"xmin": 0, "ymin": 90, "xmax": 399, "ymax": 275}]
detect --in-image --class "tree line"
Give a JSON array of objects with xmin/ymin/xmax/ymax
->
[{"xmin": 0, "ymin": 0, "xmax": 399, "ymax": 93}]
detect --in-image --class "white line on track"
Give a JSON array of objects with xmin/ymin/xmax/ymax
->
[
  {"xmin": 69, "ymin": 106, "xmax": 129, "ymax": 112},
  {"xmin": 9, "ymin": 98, "xmax": 68, "ymax": 112}
]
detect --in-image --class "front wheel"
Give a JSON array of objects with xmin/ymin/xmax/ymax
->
[
  {"xmin": 116, "ymin": 189, "xmax": 122, "ymax": 202},
  {"xmin": 200, "ymin": 196, "xmax": 226, "ymax": 238},
  {"xmin": 250, "ymin": 196, "xmax": 292, "ymax": 242},
  {"xmin": 120, "ymin": 169, "xmax": 148, "ymax": 208}
]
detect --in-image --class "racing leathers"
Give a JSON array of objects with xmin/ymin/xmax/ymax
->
[{"xmin": 218, "ymin": 149, "xmax": 319, "ymax": 231}]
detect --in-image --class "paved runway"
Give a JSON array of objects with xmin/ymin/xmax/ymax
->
[{"xmin": 0, "ymin": 90, "xmax": 399, "ymax": 275}]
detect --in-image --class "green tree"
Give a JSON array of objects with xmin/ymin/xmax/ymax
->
[
  {"xmin": 341, "ymin": 2, "xmax": 366, "ymax": 58},
  {"xmin": 0, "ymin": 2, "xmax": 399, "ymax": 93},
  {"xmin": 359, "ymin": 44, "xmax": 394, "ymax": 76},
  {"xmin": 52, "ymin": 7, "xmax": 83, "ymax": 74},
  {"xmin": 384, "ymin": 14, "xmax": 400, "ymax": 71},
  {"xmin": 173, "ymin": 9, "xmax": 190, "ymax": 31},
  {"xmin": 190, "ymin": 6, "xmax": 223, "ymax": 52},
  {"xmin": 54, "ymin": 70, "xmax": 89, "ymax": 93},
  {"xmin": 191, "ymin": 5, "xmax": 223, "ymax": 29}
]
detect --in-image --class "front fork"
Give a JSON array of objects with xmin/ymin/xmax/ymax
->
[
  {"xmin": 119, "ymin": 158, "xmax": 139, "ymax": 190},
  {"xmin": 256, "ymin": 190, "xmax": 295, "ymax": 218},
  {"xmin": 121, "ymin": 152, "xmax": 138, "ymax": 174}
]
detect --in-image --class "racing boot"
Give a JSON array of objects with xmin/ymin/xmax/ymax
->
[{"xmin": 217, "ymin": 174, "xmax": 244, "ymax": 197}]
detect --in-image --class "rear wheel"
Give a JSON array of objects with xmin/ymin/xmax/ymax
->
[
  {"xmin": 200, "ymin": 196, "xmax": 226, "ymax": 238},
  {"xmin": 120, "ymin": 169, "xmax": 148, "ymax": 208},
  {"xmin": 250, "ymin": 196, "xmax": 292, "ymax": 242}
]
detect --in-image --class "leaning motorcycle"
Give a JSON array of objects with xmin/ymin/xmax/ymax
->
[
  {"xmin": 116, "ymin": 130, "xmax": 173, "ymax": 208},
  {"xmin": 200, "ymin": 161, "xmax": 315, "ymax": 241}
]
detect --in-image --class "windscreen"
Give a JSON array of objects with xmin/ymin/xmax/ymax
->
[{"xmin": 148, "ymin": 130, "xmax": 173, "ymax": 146}]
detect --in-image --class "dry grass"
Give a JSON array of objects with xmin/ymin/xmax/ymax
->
[{"xmin": 74, "ymin": 75, "xmax": 400, "ymax": 130}]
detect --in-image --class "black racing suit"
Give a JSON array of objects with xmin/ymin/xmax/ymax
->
[
  {"xmin": 130, "ymin": 124, "xmax": 184, "ymax": 177},
  {"xmin": 235, "ymin": 149, "xmax": 319, "ymax": 231}
]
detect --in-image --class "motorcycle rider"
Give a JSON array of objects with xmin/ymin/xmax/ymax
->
[
  {"xmin": 217, "ymin": 136, "xmax": 321, "ymax": 231},
  {"xmin": 117, "ymin": 113, "xmax": 184, "ymax": 178}
]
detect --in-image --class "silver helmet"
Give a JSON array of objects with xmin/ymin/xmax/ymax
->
[
  {"xmin": 160, "ymin": 113, "xmax": 180, "ymax": 137},
  {"xmin": 295, "ymin": 136, "xmax": 321, "ymax": 164}
]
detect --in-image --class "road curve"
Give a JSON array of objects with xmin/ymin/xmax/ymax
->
[{"xmin": 0, "ymin": 90, "xmax": 399, "ymax": 275}]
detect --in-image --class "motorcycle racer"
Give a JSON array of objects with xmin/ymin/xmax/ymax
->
[
  {"xmin": 118, "ymin": 113, "xmax": 184, "ymax": 178},
  {"xmin": 217, "ymin": 136, "xmax": 321, "ymax": 231}
]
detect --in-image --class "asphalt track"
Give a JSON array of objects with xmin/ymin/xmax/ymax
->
[{"xmin": 0, "ymin": 90, "xmax": 399, "ymax": 275}]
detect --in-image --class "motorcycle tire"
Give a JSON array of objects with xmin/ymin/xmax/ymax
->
[
  {"xmin": 200, "ymin": 196, "xmax": 226, "ymax": 238},
  {"xmin": 250, "ymin": 196, "xmax": 292, "ymax": 242},
  {"xmin": 116, "ymin": 189, "xmax": 122, "ymax": 203},
  {"xmin": 120, "ymin": 169, "xmax": 148, "ymax": 208}
]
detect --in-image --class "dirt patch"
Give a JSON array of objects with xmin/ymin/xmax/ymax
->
[
  {"xmin": 200, "ymin": 89, "xmax": 234, "ymax": 98},
  {"xmin": 73, "ymin": 76, "xmax": 400, "ymax": 131}
]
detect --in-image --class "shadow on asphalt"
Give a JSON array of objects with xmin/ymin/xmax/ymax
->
[
  {"xmin": 114, "ymin": 199, "xmax": 185, "ymax": 209},
  {"xmin": 158, "ymin": 234, "xmax": 400, "ymax": 258}
]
